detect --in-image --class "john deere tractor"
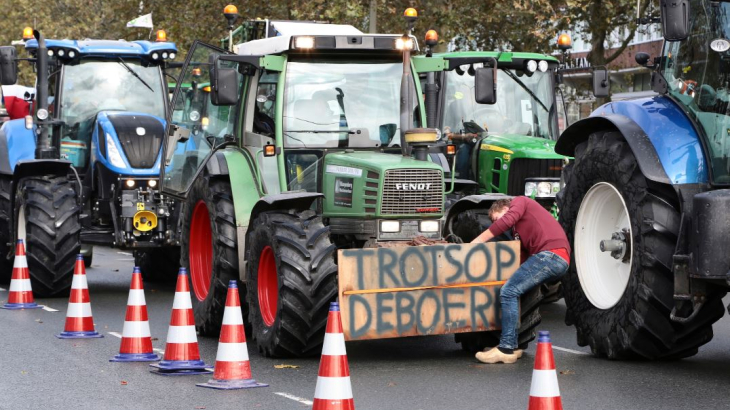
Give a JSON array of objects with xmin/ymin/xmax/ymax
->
[
  {"xmin": 161, "ymin": 9, "xmax": 543, "ymax": 356},
  {"xmin": 0, "ymin": 30, "xmax": 181, "ymax": 295},
  {"xmin": 556, "ymin": 0, "xmax": 730, "ymax": 359}
]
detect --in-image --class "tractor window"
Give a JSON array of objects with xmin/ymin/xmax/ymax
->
[
  {"xmin": 662, "ymin": 0, "xmax": 730, "ymax": 184},
  {"xmin": 253, "ymin": 72, "xmax": 278, "ymax": 137},
  {"xmin": 283, "ymin": 60, "xmax": 404, "ymax": 148},
  {"xmin": 163, "ymin": 42, "xmax": 243, "ymax": 195},
  {"xmin": 442, "ymin": 68, "xmax": 557, "ymax": 140}
]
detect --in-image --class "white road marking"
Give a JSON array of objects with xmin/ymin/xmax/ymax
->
[
  {"xmin": 153, "ymin": 348, "xmax": 165, "ymax": 354},
  {"xmin": 117, "ymin": 252, "xmax": 133, "ymax": 256},
  {"xmin": 552, "ymin": 345, "xmax": 590, "ymax": 355},
  {"xmin": 275, "ymin": 392, "xmax": 313, "ymax": 406},
  {"xmin": 108, "ymin": 332, "xmax": 123, "ymax": 338},
  {"xmin": 41, "ymin": 305, "xmax": 59, "ymax": 312},
  {"xmin": 0, "ymin": 287, "xmax": 6, "ymax": 291}
]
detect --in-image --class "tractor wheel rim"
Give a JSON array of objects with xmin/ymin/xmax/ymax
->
[
  {"xmin": 574, "ymin": 182, "xmax": 633, "ymax": 310},
  {"xmin": 190, "ymin": 200, "xmax": 213, "ymax": 302},
  {"xmin": 17, "ymin": 205, "xmax": 26, "ymax": 243},
  {"xmin": 257, "ymin": 246, "xmax": 278, "ymax": 327}
]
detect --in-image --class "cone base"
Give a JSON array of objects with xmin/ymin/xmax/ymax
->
[
  {"xmin": 110, "ymin": 353, "xmax": 161, "ymax": 362},
  {"xmin": 2, "ymin": 302, "xmax": 42, "ymax": 310},
  {"xmin": 196, "ymin": 378, "xmax": 268, "ymax": 390},
  {"xmin": 150, "ymin": 367, "xmax": 213, "ymax": 376},
  {"xmin": 56, "ymin": 331, "xmax": 103, "ymax": 339}
]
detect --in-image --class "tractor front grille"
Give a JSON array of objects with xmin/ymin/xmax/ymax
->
[
  {"xmin": 381, "ymin": 169, "xmax": 443, "ymax": 214},
  {"xmin": 506, "ymin": 158, "xmax": 563, "ymax": 195}
]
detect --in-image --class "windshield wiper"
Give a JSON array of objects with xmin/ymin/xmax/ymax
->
[
  {"xmin": 502, "ymin": 70, "xmax": 549, "ymax": 113},
  {"xmin": 117, "ymin": 57, "xmax": 153, "ymax": 93}
]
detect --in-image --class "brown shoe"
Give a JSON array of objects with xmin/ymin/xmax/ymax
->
[{"xmin": 475, "ymin": 347, "xmax": 520, "ymax": 364}]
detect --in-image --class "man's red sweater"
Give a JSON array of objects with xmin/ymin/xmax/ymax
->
[{"xmin": 487, "ymin": 197, "xmax": 571, "ymax": 260}]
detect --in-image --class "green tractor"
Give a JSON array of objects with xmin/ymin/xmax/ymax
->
[
  {"xmin": 161, "ymin": 12, "xmax": 544, "ymax": 356},
  {"xmin": 417, "ymin": 50, "xmax": 569, "ymax": 302}
]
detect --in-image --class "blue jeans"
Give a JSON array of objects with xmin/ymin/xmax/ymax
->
[{"xmin": 498, "ymin": 251, "xmax": 569, "ymax": 350}]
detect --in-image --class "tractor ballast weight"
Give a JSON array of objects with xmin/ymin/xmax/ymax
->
[
  {"xmin": 0, "ymin": 30, "xmax": 181, "ymax": 294},
  {"xmin": 555, "ymin": 0, "xmax": 730, "ymax": 360}
]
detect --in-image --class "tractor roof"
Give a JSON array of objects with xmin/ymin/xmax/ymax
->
[
  {"xmin": 235, "ymin": 20, "xmax": 417, "ymax": 56},
  {"xmin": 435, "ymin": 51, "xmax": 558, "ymax": 64},
  {"xmin": 24, "ymin": 38, "xmax": 177, "ymax": 58}
]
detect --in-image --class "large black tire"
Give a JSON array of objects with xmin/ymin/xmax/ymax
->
[
  {"xmin": 449, "ymin": 209, "xmax": 544, "ymax": 352},
  {"xmin": 557, "ymin": 131, "xmax": 726, "ymax": 360},
  {"xmin": 134, "ymin": 247, "xmax": 181, "ymax": 283},
  {"xmin": 0, "ymin": 176, "xmax": 13, "ymax": 283},
  {"xmin": 17, "ymin": 176, "xmax": 81, "ymax": 297},
  {"xmin": 181, "ymin": 175, "xmax": 244, "ymax": 336},
  {"xmin": 246, "ymin": 209, "xmax": 338, "ymax": 357}
]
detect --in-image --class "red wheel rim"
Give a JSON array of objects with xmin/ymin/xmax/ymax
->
[
  {"xmin": 257, "ymin": 246, "xmax": 278, "ymax": 327},
  {"xmin": 190, "ymin": 200, "xmax": 213, "ymax": 302}
]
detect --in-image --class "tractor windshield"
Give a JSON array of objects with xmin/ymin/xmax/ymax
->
[
  {"xmin": 442, "ymin": 68, "xmax": 557, "ymax": 140},
  {"xmin": 283, "ymin": 60, "xmax": 406, "ymax": 148},
  {"xmin": 662, "ymin": 0, "xmax": 730, "ymax": 184},
  {"xmin": 60, "ymin": 59, "xmax": 166, "ymax": 128}
]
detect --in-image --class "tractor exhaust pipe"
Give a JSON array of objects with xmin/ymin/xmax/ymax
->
[{"xmin": 33, "ymin": 30, "xmax": 56, "ymax": 160}]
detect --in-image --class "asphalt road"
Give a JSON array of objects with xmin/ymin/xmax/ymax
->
[{"xmin": 1, "ymin": 247, "xmax": 730, "ymax": 410}]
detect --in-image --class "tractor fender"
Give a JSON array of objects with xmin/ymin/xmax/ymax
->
[
  {"xmin": 0, "ymin": 119, "xmax": 37, "ymax": 175},
  {"xmin": 443, "ymin": 193, "xmax": 512, "ymax": 238},
  {"xmin": 556, "ymin": 96, "xmax": 709, "ymax": 185}
]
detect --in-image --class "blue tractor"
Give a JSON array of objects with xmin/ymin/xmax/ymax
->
[
  {"xmin": 0, "ymin": 30, "xmax": 180, "ymax": 296},
  {"xmin": 556, "ymin": 0, "xmax": 730, "ymax": 359}
]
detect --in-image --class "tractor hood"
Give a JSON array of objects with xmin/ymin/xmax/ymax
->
[
  {"xmin": 322, "ymin": 151, "xmax": 445, "ymax": 219},
  {"xmin": 96, "ymin": 111, "xmax": 166, "ymax": 173},
  {"xmin": 479, "ymin": 134, "xmax": 565, "ymax": 159}
]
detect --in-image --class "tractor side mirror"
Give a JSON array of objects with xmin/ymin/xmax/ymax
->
[
  {"xmin": 210, "ymin": 66, "xmax": 238, "ymax": 106},
  {"xmin": 475, "ymin": 67, "xmax": 496, "ymax": 105},
  {"xmin": 592, "ymin": 67, "xmax": 610, "ymax": 98},
  {"xmin": 661, "ymin": 0, "xmax": 689, "ymax": 41},
  {"xmin": 164, "ymin": 124, "xmax": 191, "ymax": 166},
  {"xmin": 0, "ymin": 46, "xmax": 18, "ymax": 86},
  {"xmin": 635, "ymin": 52, "xmax": 651, "ymax": 66}
]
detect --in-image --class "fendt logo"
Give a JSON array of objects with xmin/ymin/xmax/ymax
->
[{"xmin": 395, "ymin": 183, "xmax": 432, "ymax": 190}]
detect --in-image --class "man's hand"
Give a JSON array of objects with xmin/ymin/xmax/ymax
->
[{"xmin": 471, "ymin": 229, "xmax": 495, "ymax": 244}]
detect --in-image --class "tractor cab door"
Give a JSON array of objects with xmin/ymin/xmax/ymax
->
[{"xmin": 161, "ymin": 41, "xmax": 243, "ymax": 198}]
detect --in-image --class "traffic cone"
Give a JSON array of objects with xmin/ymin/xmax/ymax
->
[
  {"xmin": 527, "ymin": 331, "xmax": 563, "ymax": 410},
  {"xmin": 2, "ymin": 239, "xmax": 41, "ymax": 310},
  {"xmin": 312, "ymin": 301, "xmax": 354, "ymax": 410},
  {"xmin": 150, "ymin": 268, "xmax": 211, "ymax": 376},
  {"xmin": 197, "ymin": 280, "xmax": 267, "ymax": 390},
  {"xmin": 56, "ymin": 255, "xmax": 102, "ymax": 338},
  {"xmin": 110, "ymin": 267, "xmax": 160, "ymax": 362}
]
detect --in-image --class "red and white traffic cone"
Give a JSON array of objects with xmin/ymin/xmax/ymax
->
[
  {"xmin": 150, "ymin": 267, "xmax": 211, "ymax": 375},
  {"xmin": 527, "ymin": 331, "xmax": 563, "ymax": 410},
  {"xmin": 2, "ymin": 239, "xmax": 41, "ymax": 310},
  {"xmin": 312, "ymin": 301, "xmax": 354, "ymax": 410},
  {"xmin": 110, "ymin": 267, "xmax": 160, "ymax": 362},
  {"xmin": 197, "ymin": 280, "xmax": 267, "ymax": 390},
  {"xmin": 56, "ymin": 254, "xmax": 102, "ymax": 338}
]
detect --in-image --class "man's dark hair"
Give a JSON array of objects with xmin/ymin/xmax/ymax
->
[{"xmin": 488, "ymin": 198, "xmax": 512, "ymax": 218}]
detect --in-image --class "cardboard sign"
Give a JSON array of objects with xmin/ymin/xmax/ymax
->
[{"xmin": 337, "ymin": 241, "xmax": 520, "ymax": 341}]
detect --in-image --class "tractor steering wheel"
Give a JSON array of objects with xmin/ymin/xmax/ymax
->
[{"xmin": 678, "ymin": 79, "xmax": 698, "ymax": 97}]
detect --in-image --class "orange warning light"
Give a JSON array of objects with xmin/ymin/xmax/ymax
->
[
  {"xmin": 156, "ymin": 30, "xmax": 167, "ymax": 42},
  {"xmin": 404, "ymin": 8, "xmax": 418, "ymax": 18},
  {"xmin": 425, "ymin": 30, "xmax": 438, "ymax": 46},
  {"xmin": 22, "ymin": 27, "xmax": 34, "ymax": 40},
  {"xmin": 557, "ymin": 33, "xmax": 572, "ymax": 50},
  {"xmin": 224, "ymin": 4, "xmax": 238, "ymax": 15}
]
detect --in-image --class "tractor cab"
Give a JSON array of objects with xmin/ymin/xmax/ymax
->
[{"xmin": 416, "ymin": 51, "xmax": 566, "ymax": 209}]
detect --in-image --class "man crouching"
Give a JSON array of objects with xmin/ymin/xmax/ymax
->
[{"xmin": 471, "ymin": 197, "xmax": 570, "ymax": 364}]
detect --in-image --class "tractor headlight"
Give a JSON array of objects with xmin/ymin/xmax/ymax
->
[
  {"xmin": 162, "ymin": 52, "xmax": 169, "ymax": 59},
  {"xmin": 148, "ymin": 179, "xmax": 158, "ymax": 188},
  {"xmin": 125, "ymin": 179, "xmax": 136, "ymax": 188},
  {"xmin": 68, "ymin": 50, "xmax": 76, "ymax": 58},
  {"xmin": 294, "ymin": 36, "xmax": 315, "ymax": 49},
  {"xmin": 380, "ymin": 220, "xmax": 401, "ymax": 233},
  {"xmin": 551, "ymin": 181, "xmax": 561, "ymax": 194},
  {"xmin": 419, "ymin": 220, "xmax": 440, "ymax": 233},
  {"xmin": 169, "ymin": 52, "xmax": 176, "ymax": 60},
  {"xmin": 526, "ymin": 59, "xmax": 538, "ymax": 73},
  {"xmin": 538, "ymin": 60, "xmax": 549, "ymax": 72},
  {"xmin": 152, "ymin": 52, "xmax": 159, "ymax": 60},
  {"xmin": 537, "ymin": 182, "xmax": 552, "ymax": 196},
  {"xmin": 36, "ymin": 108, "xmax": 48, "ymax": 120},
  {"xmin": 524, "ymin": 181, "xmax": 537, "ymax": 196},
  {"xmin": 106, "ymin": 133, "xmax": 127, "ymax": 168}
]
